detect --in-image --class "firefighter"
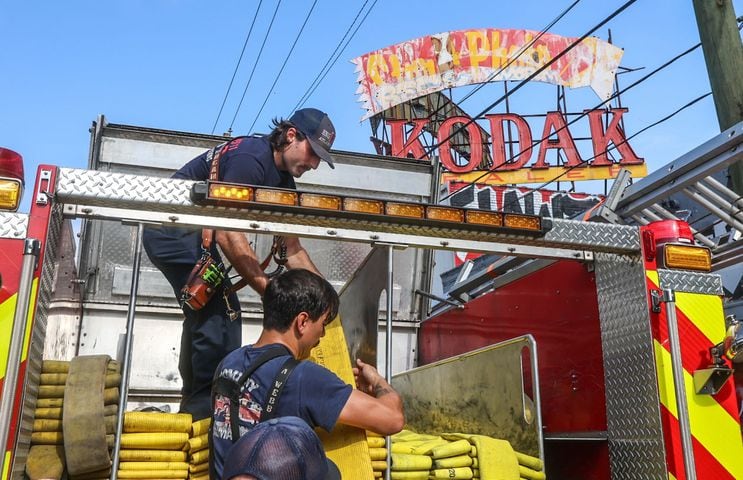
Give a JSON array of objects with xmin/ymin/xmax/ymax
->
[
  {"xmin": 210, "ymin": 269, "xmax": 405, "ymax": 479},
  {"xmin": 142, "ymin": 108, "xmax": 336, "ymax": 420}
]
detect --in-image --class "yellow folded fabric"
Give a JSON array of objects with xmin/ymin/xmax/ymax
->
[
  {"xmin": 518, "ymin": 465, "xmax": 546, "ymax": 480},
  {"xmin": 36, "ymin": 398, "xmax": 64, "ymax": 409},
  {"xmin": 32, "ymin": 419, "xmax": 62, "ymax": 432},
  {"xmin": 189, "ymin": 473, "xmax": 209, "ymax": 480},
  {"xmin": 430, "ymin": 467, "xmax": 473, "ymax": 479},
  {"xmin": 431, "ymin": 440, "xmax": 472, "ymax": 459},
  {"xmin": 390, "ymin": 453, "xmax": 432, "ymax": 471},
  {"xmin": 190, "ymin": 448, "xmax": 209, "ymax": 465},
  {"xmin": 367, "ymin": 436, "xmax": 386, "ymax": 448},
  {"xmin": 119, "ymin": 432, "xmax": 189, "ymax": 450},
  {"xmin": 191, "ymin": 417, "xmax": 211, "ymax": 437},
  {"xmin": 189, "ymin": 461, "xmax": 209, "ymax": 474},
  {"xmin": 435, "ymin": 454, "xmax": 473, "ymax": 468},
  {"xmin": 119, "ymin": 449, "xmax": 188, "ymax": 462},
  {"xmin": 410, "ymin": 439, "xmax": 448, "ymax": 455},
  {"xmin": 468, "ymin": 435, "xmax": 519, "ymax": 480},
  {"xmin": 30, "ymin": 432, "xmax": 63, "ymax": 445},
  {"xmin": 390, "ymin": 472, "xmax": 428, "ymax": 480},
  {"xmin": 187, "ymin": 433, "xmax": 208, "ymax": 453},
  {"xmin": 369, "ymin": 447, "xmax": 387, "ymax": 461},
  {"xmin": 371, "ymin": 461, "xmax": 388, "ymax": 471},
  {"xmin": 116, "ymin": 470, "xmax": 187, "ymax": 479},
  {"xmin": 119, "ymin": 462, "xmax": 189, "ymax": 471},
  {"xmin": 515, "ymin": 451, "xmax": 543, "ymax": 471},
  {"xmin": 124, "ymin": 412, "xmax": 192, "ymax": 433}
]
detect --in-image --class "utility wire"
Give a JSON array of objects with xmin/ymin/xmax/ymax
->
[
  {"xmin": 290, "ymin": 0, "xmax": 371, "ymax": 114},
  {"xmin": 211, "ymin": 1, "xmax": 263, "ymax": 134},
  {"xmin": 423, "ymin": 0, "xmax": 582, "ymax": 123},
  {"xmin": 419, "ymin": 0, "xmax": 639, "ymax": 165},
  {"xmin": 439, "ymin": 34, "xmax": 702, "ymax": 205},
  {"xmin": 228, "ymin": 0, "xmax": 283, "ymax": 131},
  {"xmin": 295, "ymin": 0, "xmax": 379, "ymax": 111},
  {"xmin": 247, "ymin": 0, "xmax": 320, "ymax": 133}
]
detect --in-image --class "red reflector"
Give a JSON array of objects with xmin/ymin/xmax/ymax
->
[
  {"xmin": 0, "ymin": 148, "xmax": 24, "ymax": 185},
  {"xmin": 645, "ymin": 219, "xmax": 694, "ymax": 245}
]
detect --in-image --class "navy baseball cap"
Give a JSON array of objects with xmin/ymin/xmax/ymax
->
[
  {"xmin": 289, "ymin": 108, "xmax": 336, "ymax": 169},
  {"xmin": 222, "ymin": 416, "xmax": 342, "ymax": 480}
]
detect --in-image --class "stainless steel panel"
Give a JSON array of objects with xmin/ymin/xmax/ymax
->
[
  {"xmin": 0, "ymin": 212, "xmax": 28, "ymax": 239},
  {"xmin": 392, "ymin": 336, "xmax": 542, "ymax": 458},
  {"xmin": 657, "ymin": 269, "xmax": 724, "ymax": 295},
  {"xmin": 594, "ymin": 252, "xmax": 667, "ymax": 479}
]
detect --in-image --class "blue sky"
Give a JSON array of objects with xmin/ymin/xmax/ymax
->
[{"xmin": 2, "ymin": 0, "xmax": 741, "ymax": 212}]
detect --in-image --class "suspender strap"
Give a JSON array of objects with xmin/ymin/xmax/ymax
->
[
  {"xmin": 211, "ymin": 344, "xmax": 292, "ymax": 442},
  {"xmin": 261, "ymin": 356, "xmax": 299, "ymax": 421}
]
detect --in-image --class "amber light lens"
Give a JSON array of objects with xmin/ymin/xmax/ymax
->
[
  {"xmin": 504, "ymin": 214, "xmax": 542, "ymax": 231},
  {"xmin": 343, "ymin": 198, "xmax": 384, "ymax": 214},
  {"xmin": 208, "ymin": 183, "xmax": 253, "ymax": 202},
  {"xmin": 664, "ymin": 244, "xmax": 711, "ymax": 272},
  {"xmin": 426, "ymin": 206, "xmax": 464, "ymax": 223},
  {"xmin": 465, "ymin": 210, "xmax": 503, "ymax": 227},
  {"xmin": 300, "ymin": 193, "xmax": 341, "ymax": 210},
  {"xmin": 386, "ymin": 202, "xmax": 425, "ymax": 218},
  {"xmin": 255, "ymin": 188, "xmax": 298, "ymax": 206},
  {"xmin": 0, "ymin": 179, "xmax": 22, "ymax": 211}
]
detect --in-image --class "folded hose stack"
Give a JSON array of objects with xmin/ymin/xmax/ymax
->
[
  {"xmin": 118, "ymin": 411, "xmax": 192, "ymax": 479},
  {"xmin": 26, "ymin": 357, "xmax": 121, "ymax": 480},
  {"xmin": 368, "ymin": 429, "xmax": 545, "ymax": 480},
  {"xmin": 188, "ymin": 417, "xmax": 211, "ymax": 480}
]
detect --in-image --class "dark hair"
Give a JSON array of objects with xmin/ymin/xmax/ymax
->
[
  {"xmin": 262, "ymin": 269, "xmax": 339, "ymax": 332},
  {"xmin": 268, "ymin": 118, "xmax": 307, "ymax": 151}
]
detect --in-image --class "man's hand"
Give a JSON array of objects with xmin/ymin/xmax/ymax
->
[
  {"xmin": 353, "ymin": 359, "xmax": 393, "ymax": 398},
  {"xmin": 339, "ymin": 358, "xmax": 405, "ymax": 435}
]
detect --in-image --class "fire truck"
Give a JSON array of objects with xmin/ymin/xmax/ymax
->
[{"xmin": 1, "ymin": 116, "xmax": 742, "ymax": 479}]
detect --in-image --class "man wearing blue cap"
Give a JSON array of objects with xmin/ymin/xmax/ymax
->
[{"xmin": 142, "ymin": 108, "xmax": 337, "ymax": 421}]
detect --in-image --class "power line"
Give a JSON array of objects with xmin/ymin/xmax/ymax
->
[
  {"xmin": 211, "ymin": 1, "xmax": 263, "ymax": 134},
  {"xmin": 419, "ymin": 0, "xmax": 639, "ymax": 164},
  {"xmin": 247, "ymin": 0, "xmax": 320, "ymax": 134},
  {"xmin": 294, "ymin": 0, "xmax": 379, "ymax": 111},
  {"xmin": 228, "ymin": 0, "xmax": 283, "ymax": 132},
  {"xmin": 290, "ymin": 0, "xmax": 371, "ymax": 114}
]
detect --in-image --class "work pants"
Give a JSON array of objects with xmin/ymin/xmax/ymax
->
[{"xmin": 142, "ymin": 227, "xmax": 242, "ymax": 420}]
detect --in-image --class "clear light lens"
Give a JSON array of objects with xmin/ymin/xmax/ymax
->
[
  {"xmin": 208, "ymin": 183, "xmax": 253, "ymax": 202},
  {"xmin": 255, "ymin": 188, "xmax": 298, "ymax": 206},
  {"xmin": 664, "ymin": 244, "xmax": 711, "ymax": 271},
  {"xmin": 504, "ymin": 214, "xmax": 542, "ymax": 231},
  {"xmin": 386, "ymin": 202, "xmax": 424, "ymax": 218},
  {"xmin": 465, "ymin": 210, "xmax": 503, "ymax": 227},
  {"xmin": 300, "ymin": 193, "xmax": 341, "ymax": 210},
  {"xmin": 426, "ymin": 206, "xmax": 464, "ymax": 223},
  {"xmin": 0, "ymin": 179, "xmax": 22, "ymax": 211},
  {"xmin": 343, "ymin": 198, "xmax": 384, "ymax": 214}
]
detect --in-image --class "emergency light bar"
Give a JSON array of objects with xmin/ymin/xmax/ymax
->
[{"xmin": 191, "ymin": 181, "xmax": 550, "ymax": 236}]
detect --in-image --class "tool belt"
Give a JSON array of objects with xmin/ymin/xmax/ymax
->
[{"xmin": 180, "ymin": 249, "xmax": 226, "ymax": 311}]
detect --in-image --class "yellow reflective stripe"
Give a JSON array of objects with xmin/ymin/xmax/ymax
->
[
  {"xmin": 653, "ymin": 341, "xmax": 743, "ymax": 477},
  {"xmin": 0, "ymin": 294, "xmax": 18, "ymax": 381},
  {"xmin": 647, "ymin": 270, "xmax": 659, "ymax": 287},
  {"xmin": 674, "ymin": 292, "xmax": 725, "ymax": 345},
  {"xmin": 21, "ymin": 279, "xmax": 39, "ymax": 362},
  {"xmin": 668, "ymin": 473, "xmax": 677, "ymax": 480},
  {"xmin": 2, "ymin": 451, "xmax": 11, "ymax": 480}
]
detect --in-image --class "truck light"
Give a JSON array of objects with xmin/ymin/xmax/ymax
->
[
  {"xmin": 465, "ymin": 210, "xmax": 503, "ymax": 227},
  {"xmin": 426, "ymin": 206, "xmax": 464, "ymax": 223},
  {"xmin": 663, "ymin": 244, "xmax": 711, "ymax": 272},
  {"xmin": 386, "ymin": 202, "xmax": 424, "ymax": 218},
  {"xmin": 344, "ymin": 198, "xmax": 384, "ymax": 214},
  {"xmin": 504, "ymin": 213, "xmax": 542, "ymax": 231},
  {"xmin": 208, "ymin": 182, "xmax": 253, "ymax": 202},
  {"xmin": 0, "ymin": 178, "xmax": 22, "ymax": 211},
  {"xmin": 300, "ymin": 193, "xmax": 341, "ymax": 210},
  {"xmin": 254, "ymin": 188, "xmax": 298, "ymax": 206}
]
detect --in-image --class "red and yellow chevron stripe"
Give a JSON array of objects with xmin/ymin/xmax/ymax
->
[{"xmin": 647, "ymin": 270, "xmax": 743, "ymax": 480}]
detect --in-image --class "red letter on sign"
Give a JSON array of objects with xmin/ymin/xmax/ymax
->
[
  {"xmin": 587, "ymin": 108, "xmax": 644, "ymax": 166},
  {"xmin": 438, "ymin": 116, "xmax": 483, "ymax": 173},
  {"xmin": 533, "ymin": 111, "xmax": 583, "ymax": 169},
  {"xmin": 485, "ymin": 113, "xmax": 533, "ymax": 171},
  {"xmin": 388, "ymin": 118, "xmax": 429, "ymax": 160}
]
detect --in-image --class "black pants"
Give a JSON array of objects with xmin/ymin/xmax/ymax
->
[{"xmin": 143, "ymin": 226, "xmax": 242, "ymax": 420}]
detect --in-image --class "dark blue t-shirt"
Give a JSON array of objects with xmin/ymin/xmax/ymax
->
[
  {"xmin": 210, "ymin": 343, "xmax": 353, "ymax": 479},
  {"xmin": 143, "ymin": 136, "xmax": 296, "ymax": 266}
]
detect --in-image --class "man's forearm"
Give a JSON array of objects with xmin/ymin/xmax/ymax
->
[
  {"xmin": 215, "ymin": 230, "xmax": 269, "ymax": 295},
  {"xmin": 283, "ymin": 237, "xmax": 321, "ymax": 275}
]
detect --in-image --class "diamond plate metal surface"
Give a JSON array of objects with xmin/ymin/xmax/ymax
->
[
  {"xmin": 0, "ymin": 212, "xmax": 28, "ymax": 239},
  {"xmin": 657, "ymin": 269, "xmax": 723, "ymax": 295},
  {"xmin": 58, "ymin": 169, "xmax": 640, "ymax": 254},
  {"xmin": 594, "ymin": 252, "xmax": 667, "ymax": 479}
]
